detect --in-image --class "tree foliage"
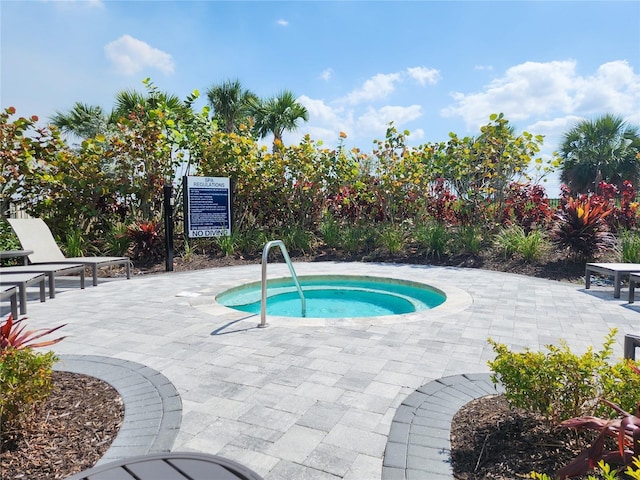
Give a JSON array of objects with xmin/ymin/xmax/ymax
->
[
  {"xmin": 50, "ymin": 102, "xmax": 109, "ymax": 141},
  {"xmin": 12, "ymin": 79, "xmax": 640, "ymax": 265},
  {"xmin": 6, "ymin": 79, "xmax": 214, "ymax": 243},
  {"xmin": 559, "ymin": 114, "xmax": 640, "ymax": 194},
  {"xmin": 250, "ymin": 90, "xmax": 309, "ymax": 150},
  {"xmin": 432, "ymin": 113, "xmax": 550, "ymax": 225},
  {"xmin": 206, "ymin": 79, "xmax": 258, "ymax": 134},
  {"xmin": 0, "ymin": 107, "xmax": 70, "ymax": 218}
]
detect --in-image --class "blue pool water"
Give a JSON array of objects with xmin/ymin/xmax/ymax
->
[{"xmin": 216, "ymin": 275, "xmax": 446, "ymax": 318}]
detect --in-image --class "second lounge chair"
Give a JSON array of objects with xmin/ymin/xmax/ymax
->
[{"xmin": 7, "ymin": 218, "xmax": 131, "ymax": 286}]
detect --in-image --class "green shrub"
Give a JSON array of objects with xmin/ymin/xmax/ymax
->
[
  {"xmin": 414, "ymin": 221, "xmax": 450, "ymax": 259},
  {"xmin": 455, "ymin": 224, "xmax": 484, "ymax": 255},
  {"xmin": 376, "ymin": 223, "xmax": 406, "ymax": 254},
  {"xmin": 215, "ymin": 232, "xmax": 240, "ymax": 257},
  {"xmin": 598, "ymin": 358, "xmax": 640, "ymax": 417},
  {"xmin": 339, "ymin": 224, "xmax": 373, "ymax": 254},
  {"xmin": 618, "ymin": 229, "xmax": 640, "ymax": 263},
  {"xmin": 103, "ymin": 222, "xmax": 132, "ymax": 257},
  {"xmin": 181, "ymin": 236, "xmax": 194, "ymax": 262},
  {"xmin": 237, "ymin": 229, "xmax": 269, "ymax": 256},
  {"xmin": 0, "ymin": 219, "xmax": 22, "ymax": 266},
  {"xmin": 531, "ymin": 458, "xmax": 640, "ymax": 479},
  {"xmin": 281, "ymin": 226, "xmax": 315, "ymax": 255},
  {"xmin": 0, "ymin": 347, "xmax": 58, "ymax": 431},
  {"xmin": 493, "ymin": 225, "xmax": 549, "ymax": 262},
  {"xmin": 62, "ymin": 228, "xmax": 87, "ymax": 257},
  {"xmin": 488, "ymin": 329, "xmax": 640, "ymax": 422},
  {"xmin": 0, "ymin": 315, "xmax": 65, "ymax": 437},
  {"xmin": 517, "ymin": 229, "xmax": 549, "ymax": 263},
  {"xmin": 0, "ymin": 218, "xmax": 21, "ymax": 251},
  {"xmin": 319, "ymin": 218, "xmax": 341, "ymax": 249},
  {"xmin": 493, "ymin": 225, "xmax": 523, "ymax": 257}
]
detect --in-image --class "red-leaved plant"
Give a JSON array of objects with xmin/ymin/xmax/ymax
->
[
  {"xmin": 0, "ymin": 314, "xmax": 66, "ymax": 352},
  {"xmin": 598, "ymin": 180, "xmax": 639, "ymax": 232},
  {"xmin": 425, "ymin": 177, "xmax": 459, "ymax": 224},
  {"xmin": 500, "ymin": 182, "xmax": 554, "ymax": 232},
  {"xmin": 556, "ymin": 362, "xmax": 640, "ymax": 479},
  {"xmin": 551, "ymin": 195, "xmax": 616, "ymax": 260},
  {"xmin": 125, "ymin": 219, "xmax": 163, "ymax": 261}
]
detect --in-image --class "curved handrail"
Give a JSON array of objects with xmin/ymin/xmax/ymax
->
[{"xmin": 260, "ymin": 240, "xmax": 306, "ymax": 327}]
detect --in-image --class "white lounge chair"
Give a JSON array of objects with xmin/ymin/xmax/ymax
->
[
  {"xmin": 585, "ymin": 263, "xmax": 640, "ymax": 299},
  {"xmin": 0, "ymin": 263, "xmax": 85, "ymax": 298},
  {"xmin": 7, "ymin": 218, "xmax": 131, "ymax": 286},
  {"xmin": 0, "ymin": 272, "xmax": 46, "ymax": 314}
]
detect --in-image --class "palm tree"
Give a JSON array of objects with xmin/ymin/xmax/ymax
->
[
  {"xmin": 51, "ymin": 102, "xmax": 109, "ymax": 140},
  {"xmin": 51, "ymin": 89, "xmax": 186, "ymax": 141},
  {"xmin": 113, "ymin": 89, "xmax": 185, "ymax": 121},
  {"xmin": 206, "ymin": 79, "xmax": 258, "ymax": 133},
  {"xmin": 250, "ymin": 90, "xmax": 309, "ymax": 150},
  {"xmin": 559, "ymin": 114, "xmax": 640, "ymax": 194}
]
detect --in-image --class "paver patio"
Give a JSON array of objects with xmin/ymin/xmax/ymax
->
[{"xmin": 9, "ymin": 262, "xmax": 640, "ymax": 479}]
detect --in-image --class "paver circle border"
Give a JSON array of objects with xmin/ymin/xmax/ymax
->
[
  {"xmin": 54, "ymin": 354, "xmax": 182, "ymax": 465},
  {"xmin": 382, "ymin": 373, "xmax": 504, "ymax": 479}
]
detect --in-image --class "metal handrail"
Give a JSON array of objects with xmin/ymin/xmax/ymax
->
[{"xmin": 260, "ymin": 240, "xmax": 306, "ymax": 327}]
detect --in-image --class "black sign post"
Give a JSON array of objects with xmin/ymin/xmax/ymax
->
[
  {"xmin": 163, "ymin": 185, "xmax": 174, "ymax": 271},
  {"xmin": 183, "ymin": 176, "xmax": 231, "ymax": 238}
]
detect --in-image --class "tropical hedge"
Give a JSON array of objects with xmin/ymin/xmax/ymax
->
[{"xmin": 2, "ymin": 83, "xmax": 639, "ymax": 265}]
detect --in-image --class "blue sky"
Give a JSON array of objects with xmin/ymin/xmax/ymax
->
[{"xmin": 2, "ymin": 1, "xmax": 639, "ymax": 196}]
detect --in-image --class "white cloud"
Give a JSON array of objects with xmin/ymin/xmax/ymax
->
[
  {"xmin": 411, "ymin": 128, "xmax": 425, "ymax": 141},
  {"xmin": 357, "ymin": 105, "xmax": 422, "ymax": 135},
  {"xmin": 343, "ymin": 72, "xmax": 402, "ymax": 105},
  {"xmin": 441, "ymin": 60, "xmax": 640, "ymax": 131},
  {"xmin": 573, "ymin": 61, "xmax": 640, "ymax": 122},
  {"xmin": 298, "ymin": 94, "xmax": 425, "ymax": 146},
  {"xmin": 441, "ymin": 60, "xmax": 577, "ymax": 127},
  {"xmin": 299, "ymin": 95, "xmax": 345, "ymax": 124},
  {"xmin": 527, "ymin": 115, "xmax": 583, "ymax": 140},
  {"xmin": 320, "ymin": 68, "xmax": 333, "ymax": 81},
  {"xmin": 298, "ymin": 95, "xmax": 353, "ymax": 136},
  {"xmin": 406, "ymin": 66, "xmax": 440, "ymax": 86},
  {"xmin": 104, "ymin": 34, "xmax": 174, "ymax": 76},
  {"xmin": 342, "ymin": 67, "xmax": 439, "ymax": 106},
  {"xmin": 277, "ymin": 19, "xmax": 289, "ymax": 26}
]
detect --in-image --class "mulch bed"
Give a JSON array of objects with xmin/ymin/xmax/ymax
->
[
  {"xmin": 451, "ymin": 394, "xmax": 610, "ymax": 480},
  {"xmin": 1, "ymin": 371, "xmax": 124, "ymax": 480},
  {"xmin": 135, "ymin": 247, "xmax": 588, "ymax": 285}
]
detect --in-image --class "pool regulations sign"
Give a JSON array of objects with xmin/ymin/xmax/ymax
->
[{"xmin": 183, "ymin": 176, "xmax": 231, "ymax": 238}]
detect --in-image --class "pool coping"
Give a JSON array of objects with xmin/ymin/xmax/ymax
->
[
  {"xmin": 382, "ymin": 373, "xmax": 504, "ymax": 479},
  {"xmin": 54, "ymin": 354, "xmax": 182, "ymax": 465}
]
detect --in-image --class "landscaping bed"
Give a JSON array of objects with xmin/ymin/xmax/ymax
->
[
  {"xmin": 451, "ymin": 394, "xmax": 601, "ymax": 479},
  {"xmin": 1, "ymin": 371, "xmax": 123, "ymax": 480}
]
